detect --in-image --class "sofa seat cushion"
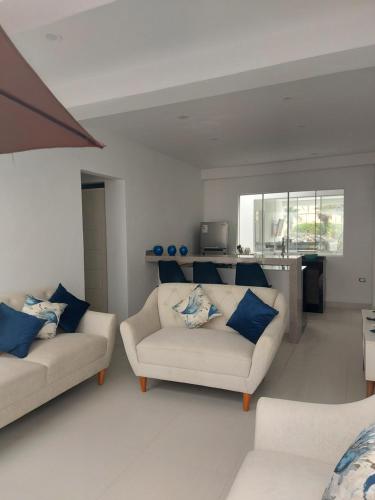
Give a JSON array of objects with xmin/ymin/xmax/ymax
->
[
  {"xmin": 226, "ymin": 450, "xmax": 332, "ymax": 500},
  {"xmin": 25, "ymin": 333, "xmax": 107, "ymax": 383},
  {"xmin": 137, "ymin": 327, "xmax": 254, "ymax": 377},
  {"xmin": 0, "ymin": 355, "xmax": 47, "ymax": 409}
]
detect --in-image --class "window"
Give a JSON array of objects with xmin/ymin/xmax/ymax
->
[{"xmin": 238, "ymin": 189, "xmax": 344, "ymax": 255}]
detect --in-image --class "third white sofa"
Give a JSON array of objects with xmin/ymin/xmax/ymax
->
[{"xmin": 226, "ymin": 396, "xmax": 375, "ymax": 499}]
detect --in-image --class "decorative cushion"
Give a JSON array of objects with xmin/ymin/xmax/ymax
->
[
  {"xmin": 226, "ymin": 289, "xmax": 278, "ymax": 343},
  {"xmin": 193, "ymin": 261, "xmax": 223, "ymax": 284},
  {"xmin": 0, "ymin": 303, "xmax": 46, "ymax": 358},
  {"xmin": 173, "ymin": 284, "xmax": 221, "ymax": 328},
  {"xmin": 323, "ymin": 423, "xmax": 375, "ymax": 499},
  {"xmin": 22, "ymin": 295, "xmax": 67, "ymax": 339},
  {"xmin": 49, "ymin": 284, "xmax": 90, "ymax": 333},
  {"xmin": 158, "ymin": 261, "xmax": 188, "ymax": 283}
]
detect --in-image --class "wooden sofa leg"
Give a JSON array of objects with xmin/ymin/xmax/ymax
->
[
  {"xmin": 243, "ymin": 393, "xmax": 251, "ymax": 411},
  {"xmin": 367, "ymin": 380, "xmax": 375, "ymax": 397},
  {"xmin": 97, "ymin": 369, "xmax": 106, "ymax": 385},
  {"xmin": 139, "ymin": 377, "xmax": 147, "ymax": 393}
]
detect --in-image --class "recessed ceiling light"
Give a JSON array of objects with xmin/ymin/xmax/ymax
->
[
  {"xmin": 45, "ymin": 33, "xmax": 63, "ymax": 42},
  {"xmin": 177, "ymin": 115, "xmax": 189, "ymax": 120}
]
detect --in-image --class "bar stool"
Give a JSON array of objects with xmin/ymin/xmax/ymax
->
[
  {"xmin": 193, "ymin": 261, "xmax": 223, "ymax": 284},
  {"xmin": 235, "ymin": 263, "xmax": 270, "ymax": 287},
  {"xmin": 158, "ymin": 260, "xmax": 188, "ymax": 283}
]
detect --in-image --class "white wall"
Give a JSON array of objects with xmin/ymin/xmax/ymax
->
[
  {"xmin": 203, "ymin": 164, "xmax": 375, "ymax": 305},
  {"xmin": 0, "ymin": 157, "xmax": 84, "ymax": 296},
  {"xmin": 0, "ymin": 126, "xmax": 202, "ymax": 316},
  {"xmin": 104, "ymin": 178, "xmax": 128, "ymax": 321}
]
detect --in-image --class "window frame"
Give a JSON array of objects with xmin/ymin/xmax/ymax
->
[{"xmin": 238, "ymin": 189, "xmax": 344, "ymax": 257}]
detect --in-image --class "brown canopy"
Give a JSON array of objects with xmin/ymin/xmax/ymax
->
[{"xmin": 0, "ymin": 25, "xmax": 103, "ymax": 154}]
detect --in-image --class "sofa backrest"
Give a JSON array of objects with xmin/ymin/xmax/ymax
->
[
  {"xmin": 157, "ymin": 283, "xmax": 279, "ymax": 331},
  {"xmin": 0, "ymin": 288, "xmax": 55, "ymax": 311}
]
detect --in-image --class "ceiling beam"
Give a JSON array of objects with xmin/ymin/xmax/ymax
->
[{"xmin": 66, "ymin": 44, "xmax": 375, "ymax": 121}]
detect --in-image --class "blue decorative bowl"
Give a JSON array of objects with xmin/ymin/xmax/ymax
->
[
  {"xmin": 179, "ymin": 245, "xmax": 188, "ymax": 256},
  {"xmin": 153, "ymin": 245, "xmax": 164, "ymax": 256},
  {"xmin": 167, "ymin": 245, "xmax": 177, "ymax": 256}
]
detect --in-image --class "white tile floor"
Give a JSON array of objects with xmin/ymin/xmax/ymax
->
[{"xmin": 0, "ymin": 308, "xmax": 366, "ymax": 500}]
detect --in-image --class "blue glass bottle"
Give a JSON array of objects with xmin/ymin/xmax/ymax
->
[
  {"xmin": 167, "ymin": 245, "xmax": 177, "ymax": 256},
  {"xmin": 153, "ymin": 245, "xmax": 163, "ymax": 256}
]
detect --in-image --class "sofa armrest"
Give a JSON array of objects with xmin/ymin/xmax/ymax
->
[
  {"xmin": 246, "ymin": 293, "xmax": 287, "ymax": 394},
  {"xmin": 77, "ymin": 310, "xmax": 117, "ymax": 366},
  {"xmin": 120, "ymin": 288, "xmax": 160, "ymax": 374},
  {"xmin": 254, "ymin": 396, "xmax": 375, "ymax": 464}
]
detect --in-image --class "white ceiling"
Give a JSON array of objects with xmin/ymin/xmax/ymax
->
[
  {"xmin": 8, "ymin": 0, "xmax": 375, "ymax": 114},
  {"xmin": 10, "ymin": 0, "xmax": 375, "ymax": 81},
  {"xmin": 84, "ymin": 67, "xmax": 375, "ymax": 168},
  {"xmin": 0, "ymin": 0, "xmax": 115, "ymax": 34},
  {"xmin": 4, "ymin": 0, "xmax": 375, "ymax": 168}
]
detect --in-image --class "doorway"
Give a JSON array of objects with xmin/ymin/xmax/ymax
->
[
  {"xmin": 81, "ymin": 171, "xmax": 128, "ymax": 321},
  {"xmin": 81, "ymin": 181, "xmax": 108, "ymax": 312}
]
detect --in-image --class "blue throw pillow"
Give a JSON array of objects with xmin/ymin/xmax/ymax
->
[
  {"xmin": 226, "ymin": 289, "xmax": 278, "ymax": 343},
  {"xmin": 49, "ymin": 284, "xmax": 90, "ymax": 332},
  {"xmin": 0, "ymin": 303, "xmax": 46, "ymax": 358},
  {"xmin": 323, "ymin": 423, "xmax": 375, "ymax": 499}
]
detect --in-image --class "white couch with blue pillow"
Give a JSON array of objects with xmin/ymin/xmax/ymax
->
[
  {"xmin": 0, "ymin": 288, "xmax": 116, "ymax": 430},
  {"xmin": 226, "ymin": 396, "xmax": 375, "ymax": 499},
  {"xmin": 120, "ymin": 283, "xmax": 287, "ymax": 410}
]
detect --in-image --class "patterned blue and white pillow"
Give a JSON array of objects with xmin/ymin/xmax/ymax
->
[
  {"xmin": 173, "ymin": 284, "xmax": 221, "ymax": 328},
  {"xmin": 22, "ymin": 295, "xmax": 67, "ymax": 339},
  {"xmin": 323, "ymin": 423, "xmax": 375, "ymax": 499}
]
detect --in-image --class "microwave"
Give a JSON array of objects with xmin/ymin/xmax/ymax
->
[{"xmin": 200, "ymin": 221, "xmax": 228, "ymax": 255}]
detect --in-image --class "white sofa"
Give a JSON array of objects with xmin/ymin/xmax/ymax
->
[
  {"xmin": 120, "ymin": 283, "xmax": 287, "ymax": 410},
  {"xmin": 226, "ymin": 396, "xmax": 375, "ymax": 499},
  {"xmin": 0, "ymin": 288, "xmax": 117, "ymax": 430}
]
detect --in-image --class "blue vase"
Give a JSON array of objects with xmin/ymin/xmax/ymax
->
[
  {"xmin": 167, "ymin": 245, "xmax": 177, "ymax": 256},
  {"xmin": 153, "ymin": 245, "xmax": 163, "ymax": 256},
  {"xmin": 179, "ymin": 245, "xmax": 188, "ymax": 256}
]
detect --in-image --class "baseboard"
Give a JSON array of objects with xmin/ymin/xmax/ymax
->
[{"xmin": 326, "ymin": 301, "xmax": 371, "ymax": 310}]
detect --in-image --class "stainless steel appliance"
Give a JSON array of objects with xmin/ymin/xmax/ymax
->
[{"xmin": 200, "ymin": 221, "xmax": 229, "ymax": 255}]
